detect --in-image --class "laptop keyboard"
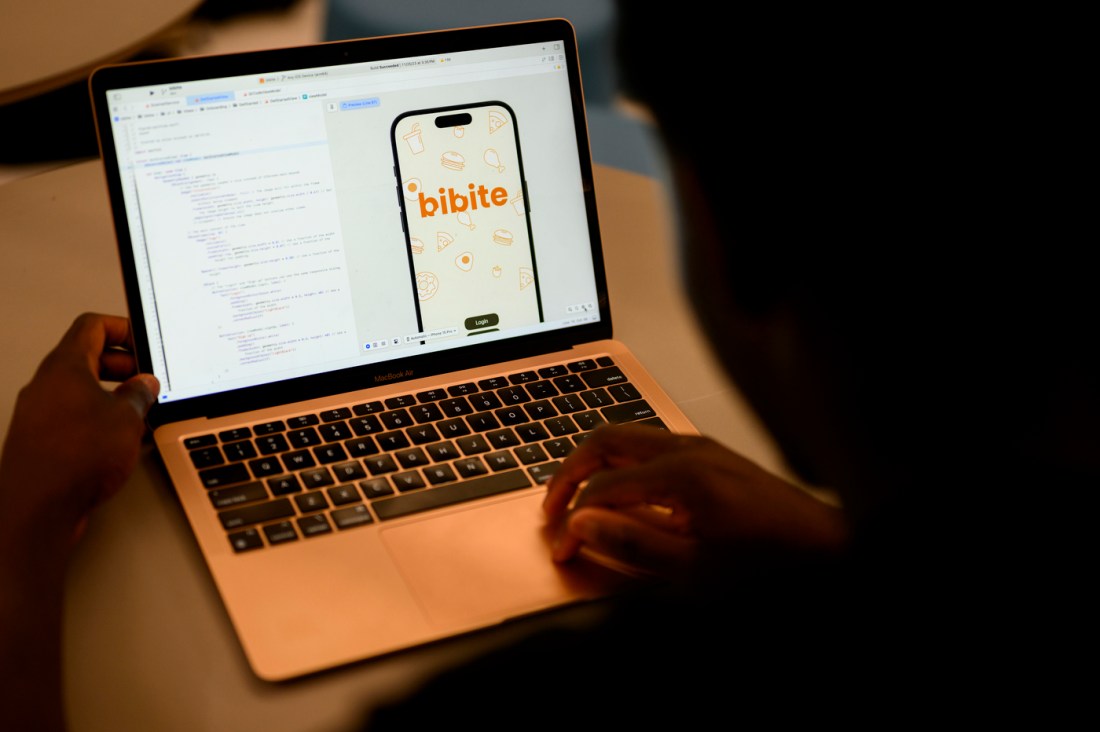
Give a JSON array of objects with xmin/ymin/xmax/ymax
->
[{"xmin": 183, "ymin": 356, "xmax": 666, "ymax": 553}]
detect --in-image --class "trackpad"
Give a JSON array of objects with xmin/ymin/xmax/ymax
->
[{"xmin": 380, "ymin": 493, "xmax": 618, "ymax": 628}]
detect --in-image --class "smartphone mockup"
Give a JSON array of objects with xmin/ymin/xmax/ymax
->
[{"xmin": 391, "ymin": 102, "xmax": 542, "ymax": 340}]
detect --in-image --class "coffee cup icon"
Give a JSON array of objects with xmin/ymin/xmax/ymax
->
[{"xmin": 404, "ymin": 123, "xmax": 424, "ymax": 154}]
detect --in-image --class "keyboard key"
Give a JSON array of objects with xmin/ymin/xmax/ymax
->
[
  {"xmin": 228, "ymin": 529, "xmax": 263, "ymax": 553},
  {"xmin": 524, "ymin": 400, "xmax": 557, "ymax": 420},
  {"xmin": 454, "ymin": 456, "xmax": 489, "ymax": 478},
  {"xmin": 495, "ymin": 406, "xmax": 528, "ymax": 426},
  {"xmin": 466, "ymin": 413, "xmax": 501, "ymax": 432},
  {"xmin": 574, "ymin": 410, "xmax": 607, "ymax": 431},
  {"xmin": 350, "ymin": 415, "xmax": 383, "ymax": 435},
  {"xmin": 527, "ymin": 461, "xmax": 562, "ymax": 484},
  {"xmin": 268, "ymin": 475, "xmax": 302, "ymax": 496},
  {"xmin": 249, "ymin": 456, "xmax": 284, "ymax": 477},
  {"xmin": 313, "ymin": 444, "xmax": 349, "ymax": 464},
  {"xmin": 486, "ymin": 428, "xmax": 520, "ymax": 449},
  {"xmin": 300, "ymin": 467, "xmax": 335, "ymax": 489},
  {"xmin": 515, "ymin": 423, "xmax": 550, "ymax": 443},
  {"xmin": 537, "ymin": 364, "xmax": 568, "ymax": 378},
  {"xmin": 344, "ymin": 436, "xmax": 380, "ymax": 457},
  {"xmin": 332, "ymin": 504, "xmax": 374, "ymax": 529},
  {"xmin": 380, "ymin": 409, "xmax": 413, "ymax": 429},
  {"xmin": 257, "ymin": 434, "xmax": 291, "ymax": 454},
  {"xmin": 209, "ymin": 481, "xmax": 267, "ymax": 510},
  {"xmin": 366, "ymin": 455, "xmax": 398, "ymax": 475},
  {"xmin": 360, "ymin": 478, "xmax": 394, "ymax": 499},
  {"xmin": 416, "ymin": 388, "xmax": 449, "ymax": 402},
  {"xmin": 395, "ymin": 447, "xmax": 429, "ymax": 469},
  {"xmin": 294, "ymin": 492, "xmax": 329, "ymax": 513},
  {"xmin": 515, "ymin": 444, "xmax": 549, "ymax": 465},
  {"xmin": 223, "ymin": 440, "xmax": 258, "ymax": 462},
  {"xmin": 580, "ymin": 366, "xmax": 629, "ymax": 388},
  {"xmin": 352, "ymin": 401, "xmax": 383, "ymax": 416},
  {"xmin": 327, "ymin": 484, "xmax": 362, "ymax": 505},
  {"xmin": 184, "ymin": 434, "xmax": 217, "ymax": 450},
  {"xmin": 544, "ymin": 416, "xmax": 579, "ymax": 437},
  {"xmin": 553, "ymin": 375, "xmax": 585, "ymax": 393},
  {"xmin": 525, "ymin": 381, "xmax": 559, "ymax": 399},
  {"xmin": 332, "ymin": 461, "xmax": 367, "ymax": 482},
  {"xmin": 484, "ymin": 450, "xmax": 519, "ymax": 471},
  {"xmin": 408, "ymin": 424, "xmax": 442, "ymax": 444},
  {"xmin": 601, "ymin": 400, "xmax": 657, "ymax": 424},
  {"xmin": 439, "ymin": 397, "xmax": 473, "ymax": 417},
  {"xmin": 438, "ymin": 418, "xmax": 471, "ymax": 438},
  {"xmin": 319, "ymin": 421, "xmax": 352, "ymax": 442},
  {"xmin": 580, "ymin": 388, "xmax": 613, "ymax": 408},
  {"xmin": 392, "ymin": 470, "xmax": 426, "ymax": 492},
  {"xmin": 288, "ymin": 414, "xmax": 320, "ymax": 427},
  {"xmin": 596, "ymin": 356, "xmax": 615, "ymax": 367},
  {"xmin": 253, "ymin": 421, "xmax": 286, "ymax": 435},
  {"xmin": 638, "ymin": 416, "xmax": 669, "ymax": 430},
  {"xmin": 543, "ymin": 438, "xmax": 574, "ymax": 458},
  {"xmin": 282, "ymin": 450, "xmax": 316, "ymax": 471},
  {"xmin": 385, "ymin": 395, "xmax": 417, "ymax": 409},
  {"xmin": 508, "ymin": 370, "xmax": 539, "ymax": 384},
  {"xmin": 609, "ymin": 383, "xmax": 642, "ymax": 402},
  {"xmin": 287, "ymin": 428, "xmax": 320, "ymax": 448},
  {"xmin": 219, "ymin": 427, "xmax": 252, "ymax": 442},
  {"xmin": 219, "ymin": 498, "xmax": 294, "ymax": 530},
  {"xmin": 477, "ymin": 376, "xmax": 509, "ymax": 390},
  {"xmin": 568, "ymin": 359, "xmax": 598, "ymax": 372},
  {"xmin": 447, "ymin": 382, "xmax": 478, "ymax": 396},
  {"xmin": 469, "ymin": 391, "xmax": 503, "ymax": 411},
  {"xmin": 297, "ymin": 514, "xmax": 332, "ymax": 537},
  {"xmin": 199, "ymin": 463, "xmax": 250, "ymax": 489},
  {"xmin": 190, "ymin": 446, "xmax": 225, "ymax": 469},
  {"xmin": 410, "ymin": 404, "xmax": 444, "ymax": 423},
  {"xmin": 373, "ymin": 469, "xmax": 531, "ymax": 521},
  {"xmin": 320, "ymin": 408, "xmax": 352, "ymax": 422},
  {"xmin": 376, "ymin": 431, "xmax": 411, "ymax": 451},
  {"xmin": 551, "ymin": 394, "xmax": 585, "ymax": 414},
  {"xmin": 456, "ymin": 434, "xmax": 490, "ymax": 455},
  {"xmin": 424, "ymin": 440, "xmax": 460, "ymax": 461},
  {"xmin": 424, "ymin": 464, "xmax": 458, "ymax": 485},
  {"xmin": 262, "ymin": 521, "xmax": 298, "ymax": 545},
  {"xmin": 496, "ymin": 386, "xmax": 530, "ymax": 405}
]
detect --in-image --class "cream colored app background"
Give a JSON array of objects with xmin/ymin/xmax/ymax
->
[{"xmin": 396, "ymin": 104, "xmax": 540, "ymax": 335}]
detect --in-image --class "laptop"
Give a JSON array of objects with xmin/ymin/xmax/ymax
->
[{"xmin": 89, "ymin": 18, "xmax": 697, "ymax": 681}]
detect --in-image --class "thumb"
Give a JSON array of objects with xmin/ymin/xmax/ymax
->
[{"xmin": 113, "ymin": 373, "xmax": 160, "ymax": 419}]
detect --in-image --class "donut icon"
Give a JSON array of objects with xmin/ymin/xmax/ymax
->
[{"xmin": 416, "ymin": 271, "xmax": 439, "ymax": 300}]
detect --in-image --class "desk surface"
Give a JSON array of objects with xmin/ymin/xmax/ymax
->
[
  {"xmin": 0, "ymin": 0, "xmax": 200, "ymax": 104},
  {"xmin": 0, "ymin": 160, "xmax": 784, "ymax": 731}
]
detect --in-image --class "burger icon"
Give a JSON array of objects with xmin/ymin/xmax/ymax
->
[
  {"xmin": 440, "ymin": 151, "xmax": 465, "ymax": 171},
  {"xmin": 492, "ymin": 228, "xmax": 513, "ymax": 246}
]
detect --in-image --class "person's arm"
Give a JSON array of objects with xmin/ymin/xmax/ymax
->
[
  {"xmin": 0, "ymin": 314, "xmax": 158, "ymax": 732},
  {"xmin": 543, "ymin": 424, "xmax": 848, "ymax": 579}
]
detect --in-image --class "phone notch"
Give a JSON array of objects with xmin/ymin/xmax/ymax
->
[{"xmin": 434, "ymin": 112, "xmax": 473, "ymax": 128}]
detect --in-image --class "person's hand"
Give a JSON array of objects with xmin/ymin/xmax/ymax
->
[
  {"xmin": 543, "ymin": 424, "xmax": 848, "ymax": 580},
  {"xmin": 0, "ymin": 313, "xmax": 159, "ymax": 554}
]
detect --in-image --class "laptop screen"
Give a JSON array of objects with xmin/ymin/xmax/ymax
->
[{"xmin": 91, "ymin": 21, "xmax": 607, "ymax": 418}]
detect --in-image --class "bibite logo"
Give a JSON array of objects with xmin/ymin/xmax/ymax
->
[{"xmin": 419, "ymin": 183, "xmax": 508, "ymax": 218}]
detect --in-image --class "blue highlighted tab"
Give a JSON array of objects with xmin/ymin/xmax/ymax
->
[
  {"xmin": 187, "ymin": 92, "xmax": 235, "ymax": 105},
  {"xmin": 340, "ymin": 97, "xmax": 381, "ymax": 111}
]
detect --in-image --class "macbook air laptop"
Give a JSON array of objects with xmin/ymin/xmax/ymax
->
[{"xmin": 89, "ymin": 18, "xmax": 696, "ymax": 681}]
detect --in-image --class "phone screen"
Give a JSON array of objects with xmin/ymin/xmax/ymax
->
[{"xmin": 392, "ymin": 102, "xmax": 542, "ymax": 339}]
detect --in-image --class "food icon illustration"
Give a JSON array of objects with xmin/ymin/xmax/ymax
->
[
  {"xmin": 441, "ymin": 151, "xmax": 465, "ymax": 171},
  {"xmin": 453, "ymin": 125, "xmax": 465, "ymax": 138},
  {"xmin": 484, "ymin": 148, "xmax": 504, "ymax": 173},
  {"xmin": 492, "ymin": 228, "xmax": 513, "ymax": 246},
  {"xmin": 436, "ymin": 231, "xmax": 454, "ymax": 251},
  {"xmin": 457, "ymin": 211, "xmax": 475, "ymax": 230},
  {"xmin": 491, "ymin": 265, "xmax": 502, "ymax": 278},
  {"xmin": 403, "ymin": 122, "xmax": 424, "ymax": 154},
  {"xmin": 416, "ymin": 271, "xmax": 438, "ymax": 300},
  {"xmin": 510, "ymin": 190, "xmax": 524, "ymax": 216},
  {"xmin": 455, "ymin": 251, "xmax": 473, "ymax": 271},
  {"xmin": 410, "ymin": 237, "xmax": 424, "ymax": 254},
  {"xmin": 488, "ymin": 109, "xmax": 507, "ymax": 134},
  {"xmin": 519, "ymin": 267, "xmax": 534, "ymax": 290},
  {"xmin": 403, "ymin": 177, "xmax": 422, "ymax": 202}
]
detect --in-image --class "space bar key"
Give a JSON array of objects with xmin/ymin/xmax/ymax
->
[{"xmin": 372, "ymin": 469, "xmax": 534, "ymax": 521}]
